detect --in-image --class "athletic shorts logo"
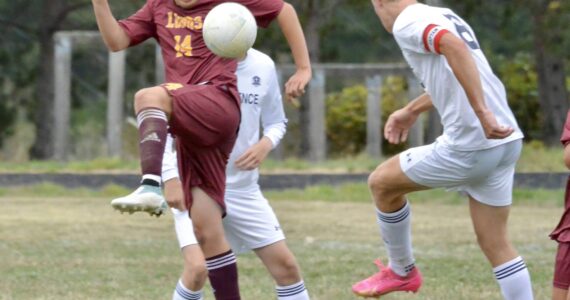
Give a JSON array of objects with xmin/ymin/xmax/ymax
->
[{"xmin": 163, "ymin": 82, "xmax": 184, "ymax": 91}]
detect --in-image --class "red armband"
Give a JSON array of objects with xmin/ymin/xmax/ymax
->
[{"xmin": 423, "ymin": 24, "xmax": 450, "ymax": 54}]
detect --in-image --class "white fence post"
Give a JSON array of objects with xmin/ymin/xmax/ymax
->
[
  {"xmin": 107, "ymin": 50, "xmax": 126, "ymax": 157},
  {"xmin": 366, "ymin": 75, "xmax": 383, "ymax": 158},
  {"xmin": 308, "ymin": 68, "xmax": 327, "ymax": 161},
  {"xmin": 407, "ymin": 75, "xmax": 424, "ymax": 147},
  {"xmin": 53, "ymin": 33, "xmax": 72, "ymax": 161}
]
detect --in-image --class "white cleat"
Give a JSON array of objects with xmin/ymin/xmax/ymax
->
[{"xmin": 111, "ymin": 185, "xmax": 167, "ymax": 217}]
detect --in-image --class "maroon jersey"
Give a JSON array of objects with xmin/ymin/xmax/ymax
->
[
  {"xmin": 551, "ymin": 110, "xmax": 570, "ymax": 242},
  {"xmin": 118, "ymin": 0, "xmax": 283, "ymax": 86}
]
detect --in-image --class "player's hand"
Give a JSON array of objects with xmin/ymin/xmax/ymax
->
[
  {"xmin": 384, "ymin": 108, "xmax": 419, "ymax": 144},
  {"xmin": 285, "ymin": 68, "xmax": 311, "ymax": 105},
  {"xmin": 235, "ymin": 137, "xmax": 273, "ymax": 170},
  {"xmin": 163, "ymin": 178, "xmax": 186, "ymax": 211},
  {"xmin": 476, "ymin": 109, "xmax": 514, "ymax": 139}
]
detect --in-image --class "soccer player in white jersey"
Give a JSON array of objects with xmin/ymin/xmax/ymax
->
[
  {"xmin": 162, "ymin": 48, "xmax": 310, "ymax": 300},
  {"xmin": 351, "ymin": 1, "xmax": 533, "ymax": 299}
]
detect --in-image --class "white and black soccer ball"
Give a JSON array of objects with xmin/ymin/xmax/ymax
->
[{"xmin": 203, "ymin": 2, "xmax": 257, "ymax": 58}]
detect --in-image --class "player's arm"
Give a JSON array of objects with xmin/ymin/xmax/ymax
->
[
  {"xmin": 277, "ymin": 3, "xmax": 312, "ymax": 101},
  {"xmin": 235, "ymin": 63, "xmax": 287, "ymax": 171},
  {"xmin": 384, "ymin": 93, "xmax": 433, "ymax": 144},
  {"xmin": 91, "ymin": 0, "xmax": 131, "ymax": 51},
  {"xmin": 162, "ymin": 134, "xmax": 185, "ymax": 211},
  {"xmin": 438, "ymin": 32, "xmax": 513, "ymax": 139}
]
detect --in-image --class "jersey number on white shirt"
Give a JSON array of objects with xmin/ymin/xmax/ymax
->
[{"xmin": 443, "ymin": 13, "xmax": 480, "ymax": 50}]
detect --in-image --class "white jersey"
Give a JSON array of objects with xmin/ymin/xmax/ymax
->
[
  {"xmin": 162, "ymin": 48, "xmax": 287, "ymax": 190},
  {"xmin": 393, "ymin": 3, "xmax": 523, "ymax": 151}
]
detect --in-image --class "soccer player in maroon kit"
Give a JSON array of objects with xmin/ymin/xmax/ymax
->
[
  {"xmin": 552, "ymin": 110, "xmax": 570, "ymax": 300},
  {"xmin": 90, "ymin": 0, "xmax": 311, "ymax": 299}
]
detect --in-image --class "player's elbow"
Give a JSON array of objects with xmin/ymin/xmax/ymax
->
[{"xmin": 105, "ymin": 40, "xmax": 129, "ymax": 52}]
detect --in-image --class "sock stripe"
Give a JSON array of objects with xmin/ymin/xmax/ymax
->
[
  {"xmin": 175, "ymin": 281, "xmax": 202, "ymax": 300},
  {"xmin": 206, "ymin": 253, "xmax": 237, "ymax": 270},
  {"xmin": 276, "ymin": 282, "xmax": 306, "ymax": 297},
  {"xmin": 137, "ymin": 111, "xmax": 167, "ymax": 120},
  {"xmin": 137, "ymin": 109, "xmax": 167, "ymax": 127},
  {"xmin": 495, "ymin": 262, "xmax": 527, "ymax": 280},
  {"xmin": 377, "ymin": 209, "xmax": 410, "ymax": 224},
  {"xmin": 494, "ymin": 260, "xmax": 524, "ymax": 276}
]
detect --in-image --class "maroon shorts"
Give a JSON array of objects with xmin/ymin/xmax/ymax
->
[
  {"xmin": 554, "ymin": 242, "xmax": 570, "ymax": 289},
  {"xmin": 163, "ymin": 83, "xmax": 240, "ymax": 213}
]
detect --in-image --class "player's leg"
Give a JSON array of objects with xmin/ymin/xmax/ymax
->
[
  {"xmin": 191, "ymin": 187, "xmax": 240, "ymax": 300},
  {"xmin": 255, "ymin": 241, "xmax": 309, "ymax": 300},
  {"xmin": 469, "ymin": 197, "xmax": 533, "ymax": 300},
  {"xmin": 111, "ymin": 86, "xmax": 173, "ymax": 216},
  {"xmin": 171, "ymin": 207, "xmax": 207, "ymax": 300},
  {"xmin": 465, "ymin": 140, "xmax": 532, "ymax": 299},
  {"xmin": 352, "ymin": 153, "xmax": 428, "ymax": 297},
  {"xmin": 553, "ymin": 242, "xmax": 570, "ymax": 300}
]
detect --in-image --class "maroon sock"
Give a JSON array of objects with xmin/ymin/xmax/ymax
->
[
  {"xmin": 205, "ymin": 250, "xmax": 240, "ymax": 300},
  {"xmin": 137, "ymin": 108, "xmax": 167, "ymax": 184}
]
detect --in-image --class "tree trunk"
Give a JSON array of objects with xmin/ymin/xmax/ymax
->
[
  {"xmin": 30, "ymin": 1, "xmax": 64, "ymax": 159},
  {"xmin": 532, "ymin": 1, "xmax": 569, "ymax": 145},
  {"xmin": 30, "ymin": 30, "xmax": 56, "ymax": 159}
]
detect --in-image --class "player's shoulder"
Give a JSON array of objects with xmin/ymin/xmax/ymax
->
[
  {"xmin": 248, "ymin": 49, "xmax": 276, "ymax": 65},
  {"xmin": 242, "ymin": 49, "xmax": 276, "ymax": 70},
  {"xmin": 393, "ymin": 3, "xmax": 450, "ymax": 34}
]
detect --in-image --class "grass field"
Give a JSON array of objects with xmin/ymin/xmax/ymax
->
[
  {"xmin": 0, "ymin": 185, "xmax": 564, "ymax": 299},
  {"xmin": 0, "ymin": 142, "xmax": 564, "ymax": 174}
]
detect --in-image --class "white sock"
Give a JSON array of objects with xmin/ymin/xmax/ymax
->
[
  {"xmin": 276, "ymin": 280, "xmax": 310, "ymax": 300},
  {"xmin": 493, "ymin": 256, "xmax": 533, "ymax": 300},
  {"xmin": 376, "ymin": 201, "xmax": 415, "ymax": 276},
  {"xmin": 172, "ymin": 279, "xmax": 203, "ymax": 300}
]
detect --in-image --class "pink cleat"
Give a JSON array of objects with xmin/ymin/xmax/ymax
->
[{"xmin": 352, "ymin": 259, "xmax": 422, "ymax": 298}]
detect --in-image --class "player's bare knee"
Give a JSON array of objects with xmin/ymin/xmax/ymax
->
[
  {"xmin": 187, "ymin": 260, "xmax": 208, "ymax": 283},
  {"xmin": 274, "ymin": 256, "xmax": 301, "ymax": 284},
  {"xmin": 368, "ymin": 168, "xmax": 394, "ymax": 202},
  {"xmin": 133, "ymin": 87, "xmax": 170, "ymax": 114},
  {"xmin": 475, "ymin": 233, "xmax": 508, "ymax": 257},
  {"xmin": 182, "ymin": 262, "xmax": 208, "ymax": 288}
]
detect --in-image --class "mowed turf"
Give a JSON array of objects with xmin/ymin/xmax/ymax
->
[{"xmin": 0, "ymin": 188, "xmax": 564, "ymax": 300}]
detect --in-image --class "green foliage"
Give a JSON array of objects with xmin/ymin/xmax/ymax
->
[
  {"xmin": 496, "ymin": 53, "xmax": 542, "ymax": 140},
  {"xmin": 325, "ymin": 77, "xmax": 409, "ymax": 156},
  {"xmin": 326, "ymin": 85, "xmax": 368, "ymax": 156}
]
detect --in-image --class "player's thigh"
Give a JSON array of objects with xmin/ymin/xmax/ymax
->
[
  {"xmin": 168, "ymin": 84, "xmax": 239, "ymax": 147},
  {"xmin": 223, "ymin": 189, "xmax": 284, "ymax": 254},
  {"xmin": 553, "ymin": 287, "xmax": 568, "ymax": 300},
  {"xmin": 369, "ymin": 152, "xmax": 429, "ymax": 196},
  {"xmin": 465, "ymin": 140, "xmax": 522, "ymax": 206},
  {"xmin": 190, "ymin": 188, "xmax": 226, "ymax": 239}
]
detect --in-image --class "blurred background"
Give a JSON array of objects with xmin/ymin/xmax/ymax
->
[{"xmin": 0, "ymin": 0, "xmax": 568, "ymax": 167}]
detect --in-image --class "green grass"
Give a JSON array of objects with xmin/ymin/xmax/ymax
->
[
  {"xmin": 0, "ymin": 142, "xmax": 565, "ymax": 173},
  {"xmin": 0, "ymin": 187, "xmax": 564, "ymax": 299}
]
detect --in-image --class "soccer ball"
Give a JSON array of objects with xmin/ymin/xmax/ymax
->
[{"xmin": 203, "ymin": 2, "xmax": 257, "ymax": 58}]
